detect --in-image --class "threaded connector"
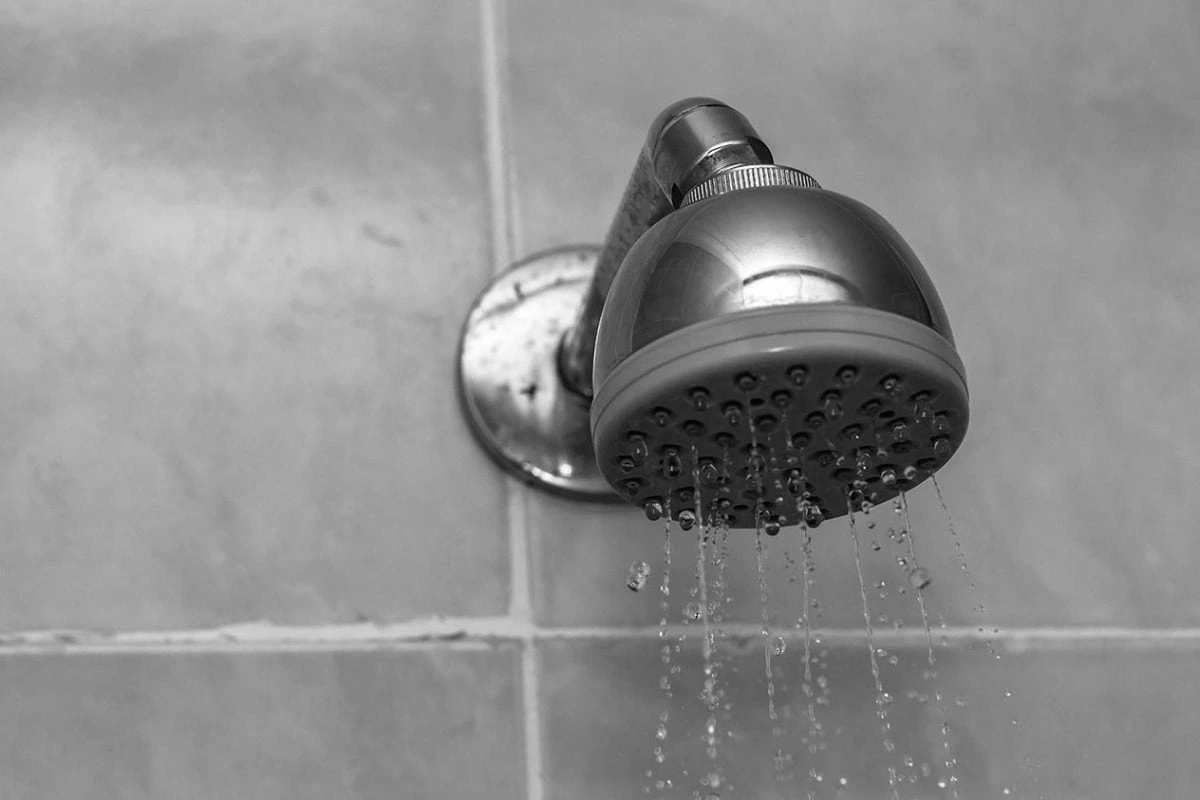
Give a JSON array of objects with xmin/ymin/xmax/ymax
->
[{"xmin": 680, "ymin": 164, "xmax": 821, "ymax": 207}]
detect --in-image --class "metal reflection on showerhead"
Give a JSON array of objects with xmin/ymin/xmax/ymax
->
[{"xmin": 740, "ymin": 268, "xmax": 861, "ymax": 308}]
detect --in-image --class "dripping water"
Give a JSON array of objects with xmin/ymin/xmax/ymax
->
[
  {"xmin": 898, "ymin": 492, "xmax": 935, "ymax": 667},
  {"xmin": 754, "ymin": 524, "xmax": 786, "ymax": 784},
  {"xmin": 930, "ymin": 475, "xmax": 1032, "ymax": 793},
  {"xmin": 899, "ymin": 490, "xmax": 960, "ymax": 796},
  {"xmin": 930, "ymin": 474, "xmax": 975, "ymax": 590},
  {"xmin": 650, "ymin": 500, "xmax": 674, "ymax": 793},
  {"xmin": 849, "ymin": 506, "xmax": 900, "ymax": 800},
  {"xmin": 797, "ymin": 523, "xmax": 826, "ymax": 800},
  {"xmin": 708, "ymin": 515, "xmax": 733, "ymax": 763},
  {"xmin": 692, "ymin": 449, "xmax": 723, "ymax": 789}
]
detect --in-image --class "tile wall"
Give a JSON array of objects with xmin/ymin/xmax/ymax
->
[{"xmin": 0, "ymin": 0, "xmax": 1197, "ymax": 797}]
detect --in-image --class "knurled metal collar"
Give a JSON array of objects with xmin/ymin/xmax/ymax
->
[{"xmin": 680, "ymin": 164, "xmax": 821, "ymax": 207}]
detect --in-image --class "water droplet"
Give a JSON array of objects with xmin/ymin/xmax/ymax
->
[
  {"xmin": 652, "ymin": 407, "xmax": 672, "ymax": 427},
  {"xmin": 772, "ymin": 636, "xmax": 787, "ymax": 655},
  {"xmin": 655, "ymin": 723, "xmax": 667, "ymax": 740},
  {"xmin": 643, "ymin": 499, "xmax": 664, "ymax": 521},
  {"xmin": 932, "ymin": 436, "xmax": 951, "ymax": 460},
  {"xmin": 626, "ymin": 561, "xmax": 650, "ymax": 591},
  {"xmin": 902, "ymin": 465, "xmax": 918, "ymax": 480},
  {"xmin": 629, "ymin": 434, "xmax": 649, "ymax": 460},
  {"xmin": 896, "ymin": 556, "xmax": 908, "ymax": 567},
  {"xmin": 932, "ymin": 412, "xmax": 950, "ymax": 433},
  {"xmin": 908, "ymin": 567, "xmax": 932, "ymax": 590},
  {"xmin": 804, "ymin": 504, "xmax": 824, "ymax": 528},
  {"xmin": 698, "ymin": 461, "xmax": 719, "ymax": 486},
  {"xmin": 678, "ymin": 509, "xmax": 696, "ymax": 531},
  {"xmin": 871, "ymin": 541, "xmax": 881, "ymax": 551},
  {"xmin": 765, "ymin": 519, "xmax": 781, "ymax": 536},
  {"xmin": 685, "ymin": 601, "xmax": 703, "ymax": 621},
  {"xmin": 890, "ymin": 420, "xmax": 910, "ymax": 440},
  {"xmin": 955, "ymin": 696, "xmax": 966, "ymax": 707},
  {"xmin": 822, "ymin": 394, "xmax": 844, "ymax": 419},
  {"xmin": 880, "ymin": 375, "xmax": 904, "ymax": 397},
  {"xmin": 880, "ymin": 467, "xmax": 897, "ymax": 487},
  {"xmin": 662, "ymin": 452, "xmax": 683, "ymax": 479},
  {"xmin": 724, "ymin": 403, "xmax": 742, "ymax": 428}
]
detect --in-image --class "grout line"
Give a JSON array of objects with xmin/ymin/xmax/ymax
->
[
  {"xmin": 481, "ymin": 0, "xmax": 513, "ymax": 274},
  {"xmin": 2, "ymin": 622, "xmax": 1199, "ymax": 653},
  {"xmin": 0, "ymin": 640, "xmax": 501, "ymax": 656},
  {"xmin": 480, "ymin": 2, "xmax": 545, "ymax": 800},
  {"xmin": 535, "ymin": 624, "xmax": 1200, "ymax": 650}
]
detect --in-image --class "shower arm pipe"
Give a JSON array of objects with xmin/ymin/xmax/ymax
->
[{"xmin": 556, "ymin": 97, "xmax": 776, "ymax": 399}]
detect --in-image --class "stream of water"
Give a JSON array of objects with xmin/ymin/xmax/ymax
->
[{"xmin": 628, "ymin": 467, "xmax": 1041, "ymax": 799}]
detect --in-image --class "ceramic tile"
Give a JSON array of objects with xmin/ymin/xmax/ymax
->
[
  {"xmin": 0, "ymin": 646, "xmax": 523, "ymax": 800},
  {"xmin": 533, "ymin": 492, "xmax": 999, "ymax": 631},
  {"xmin": 510, "ymin": 0, "xmax": 1200, "ymax": 626},
  {"xmin": 541, "ymin": 636, "xmax": 1200, "ymax": 799},
  {"xmin": 0, "ymin": 0, "xmax": 508, "ymax": 628}
]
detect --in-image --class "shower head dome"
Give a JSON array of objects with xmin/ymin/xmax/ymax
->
[{"xmin": 590, "ymin": 176, "xmax": 969, "ymax": 529}]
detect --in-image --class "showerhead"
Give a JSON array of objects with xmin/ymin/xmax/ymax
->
[
  {"xmin": 589, "ymin": 177, "xmax": 968, "ymax": 529},
  {"xmin": 457, "ymin": 97, "xmax": 968, "ymax": 529}
]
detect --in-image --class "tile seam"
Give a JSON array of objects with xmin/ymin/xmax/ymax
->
[
  {"xmin": 2, "ymin": 623, "xmax": 1198, "ymax": 649},
  {"xmin": 480, "ymin": 2, "xmax": 545, "ymax": 800}
]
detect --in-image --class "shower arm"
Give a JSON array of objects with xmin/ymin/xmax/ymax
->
[{"xmin": 556, "ymin": 97, "xmax": 777, "ymax": 400}]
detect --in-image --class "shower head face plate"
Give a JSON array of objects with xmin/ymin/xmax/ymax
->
[{"xmin": 590, "ymin": 305, "xmax": 969, "ymax": 530}]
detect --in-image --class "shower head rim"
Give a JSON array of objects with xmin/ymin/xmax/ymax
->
[
  {"xmin": 591, "ymin": 303, "xmax": 968, "ymax": 431},
  {"xmin": 590, "ymin": 303, "xmax": 969, "ymax": 528}
]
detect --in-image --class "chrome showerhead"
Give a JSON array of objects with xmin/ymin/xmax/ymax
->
[
  {"xmin": 590, "ymin": 178, "xmax": 967, "ymax": 529},
  {"xmin": 458, "ymin": 97, "xmax": 968, "ymax": 529}
]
